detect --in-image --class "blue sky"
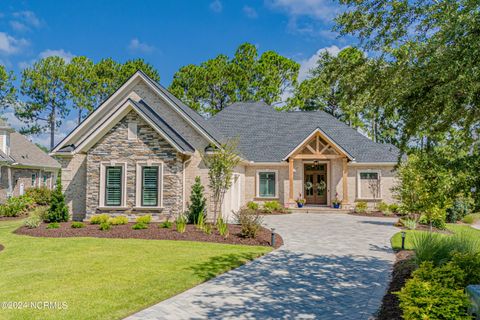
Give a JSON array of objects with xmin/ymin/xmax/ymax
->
[{"xmin": 0, "ymin": 0, "xmax": 351, "ymax": 147}]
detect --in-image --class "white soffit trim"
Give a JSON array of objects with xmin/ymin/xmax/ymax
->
[
  {"xmin": 76, "ymin": 100, "xmax": 187, "ymax": 154},
  {"xmin": 282, "ymin": 128, "xmax": 354, "ymax": 161}
]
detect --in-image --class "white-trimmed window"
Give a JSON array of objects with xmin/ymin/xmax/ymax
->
[
  {"xmin": 43, "ymin": 174, "xmax": 48, "ymax": 186},
  {"xmin": 357, "ymin": 170, "xmax": 381, "ymax": 199},
  {"xmin": 256, "ymin": 170, "xmax": 278, "ymax": 198},
  {"xmin": 31, "ymin": 174, "xmax": 36, "ymax": 187},
  {"xmin": 128, "ymin": 121, "xmax": 138, "ymax": 141},
  {"xmin": 136, "ymin": 162, "xmax": 163, "ymax": 208},
  {"xmin": 99, "ymin": 162, "xmax": 127, "ymax": 207}
]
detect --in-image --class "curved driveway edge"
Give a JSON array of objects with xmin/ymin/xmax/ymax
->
[{"xmin": 126, "ymin": 213, "xmax": 399, "ymax": 320}]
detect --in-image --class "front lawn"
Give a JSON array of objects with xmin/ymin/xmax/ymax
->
[
  {"xmin": 390, "ymin": 224, "xmax": 480, "ymax": 250},
  {"xmin": 0, "ymin": 219, "xmax": 270, "ymax": 320}
]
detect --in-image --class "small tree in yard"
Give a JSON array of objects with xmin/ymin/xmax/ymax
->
[
  {"xmin": 45, "ymin": 172, "xmax": 69, "ymax": 222},
  {"xmin": 188, "ymin": 176, "xmax": 207, "ymax": 224},
  {"xmin": 201, "ymin": 140, "xmax": 241, "ymax": 222}
]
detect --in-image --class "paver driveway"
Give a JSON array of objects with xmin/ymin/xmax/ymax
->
[{"xmin": 126, "ymin": 213, "xmax": 399, "ymax": 320}]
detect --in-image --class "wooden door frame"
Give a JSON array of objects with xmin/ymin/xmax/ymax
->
[{"xmin": 303, "ymin": 161, "xmax": 330, "ymax": 206}]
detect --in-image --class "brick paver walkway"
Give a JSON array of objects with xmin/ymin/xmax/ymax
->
[{"xmin": 126, "ymin": 213, "xmax": 399, "ymax": 320}]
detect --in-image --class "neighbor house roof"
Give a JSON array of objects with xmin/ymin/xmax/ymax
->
[
  {"xmin": 9, "ymin": 132, "xmax": 61, "ymax": 169},
  {"xmin": 208, "ymin": 102, "xmax": 400, "ymax": 163}
]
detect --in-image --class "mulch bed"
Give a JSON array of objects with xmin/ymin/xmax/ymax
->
[
  {"xmin": 0, "ymin": 244, "xmax": 4, "ymax": 252},
  {"xmin": 348, "ymin": 211, "xmax": 402, "ymax": 218},
  {"xmin": 377, "ymin": 250, "xmax": 416, "ymax": 320},
  {"xmin": 15, "ymin": 222, "xmax": 283, "ymax": 248}
]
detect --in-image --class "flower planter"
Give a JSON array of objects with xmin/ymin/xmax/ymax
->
[
  {"xmin": 332, "ymin": 203, "xmax": 340, "ymax": 209},
  {"xmin": 297, "ymin": 203, "xmax": 304, "ymax": 208}
]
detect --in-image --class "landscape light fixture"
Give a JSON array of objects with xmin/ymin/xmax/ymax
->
[{"xmin": 401, "ymin": 231, "xmax": 406, "ymax": 250}]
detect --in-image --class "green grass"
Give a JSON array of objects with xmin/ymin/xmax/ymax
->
[
  {"xmin": 391, "ymin": 224, "xmax": 480, "ymax": 250},
  {"xmin": 0, "ymin": 219, "xmax": 271, "ymax": 320}
]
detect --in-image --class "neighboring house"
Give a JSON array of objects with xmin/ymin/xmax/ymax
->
[
  {"xmin": 0, "ymin": 120, "xmax": 61, "ymax": 203},
  {"xmin": 51, "ymin": 71, "xmax": 400, "ymax": 221}
]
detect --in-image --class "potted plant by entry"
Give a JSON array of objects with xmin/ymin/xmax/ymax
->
[
  {"xmin": 296, "ymin": 197, "xmax": 306, "ymax": 208},
  {"xmin": 332, "ymin": 193, "xmax": 342, "ymax": 209}
]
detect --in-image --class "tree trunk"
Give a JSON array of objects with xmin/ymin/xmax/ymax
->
[
  {"xmin": 50, "ymin": 105, "xmax": 56, "ymax": 151},
  {"xmin": 78, "ymin": 108, "xmax": 83, "ymax": 125}
]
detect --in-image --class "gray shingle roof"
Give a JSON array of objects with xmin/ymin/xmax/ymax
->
[
  {"xmin": 139, "ymin": 71, "xmax": 225, "ymax": 145},
  {"xmin": 208, "ymin": 102, "xmax": 400, "ymax": 163},
  {"xmin": 9, "ymin": 132, "xmax": 61, "ymax": 168},
  {"xmin": 132, "ymin": 99, "xmax": 195, "ymax": 153}
]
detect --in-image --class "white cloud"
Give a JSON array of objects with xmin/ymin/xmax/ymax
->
[
  {"xmin": 266, "ymin": 0, "xmax": 342, "ymax": 36},
  {"xmin": 10, "ymin": 21, "xmax": 29, "ymax": 32},
  {"xmin": 298, "ymin": 45, "xmax": 343, "ymax": 81},
  {"xmin": 12, "ymin": 11, "xmax": 42, "ymax": 29},
  {"xmin": 243, "ymin": 6, "xmax": 258, "ymax": 18},
  {"xmin": 39, "ymin": 49, "xmax": 75, "ymax": 62},
  {"xmin": 267, "ymin": 0, "xmax": 339, "ymax": 22},
  {"xmin": 210, "ymin": 0, "xmax": 223, "ymax": 13},
  {"xmin": 0, "ymin": 32, "xmax": 29, "ymax": 55},
  {"xmin": 18, "ymin": 49, "xmax": 75, "ymax": 70},
  {"xmin": 127, "ymin": 38, "xmax": 154, "ymax": 54}
]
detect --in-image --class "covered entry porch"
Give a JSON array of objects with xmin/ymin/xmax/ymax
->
[{"xmin": 284, "ymin": 129, "xmax": 351, "ymax": 208}]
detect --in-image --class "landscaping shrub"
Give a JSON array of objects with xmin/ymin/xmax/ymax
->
[
  {"xmin": 247, "ymin": 201, "xmax": 259, "ymax": 211},
  {"xmin": 203, "ymin": 223, "xmax": 212, "ymax": 235},
  {"xmin": 90, "ymin": 214, "xmax": 109, "ymax": 225},
  {"xmin": 187, "ymin": 176, "xmax": 206, "ymax": 224},
  {"xmin": 0, "ymin": 195, "xmax": 34, "ymax": 217},
  {"xmin": 25, "ymin": 187, "xmax": 52, "ymax": 205},
  {"xmin": 175, "ymin": 215, "xmax": 187, "ymax": 233},
  {"xmin": 47, "ymin": 222, "xmax": 60, "ymax": 229},
  {"xmin": 71, "ymin": 221, "xmax": 85, "ymax": 228},
  {"xmin": 418, "ymin": 206, "xmax": 446, "ymax": 229},
  {"xmin": 396, "ymin": 262, "xmax": 470, "ymax": 320},
  {"xmin": 412, "ymin": 231, "xmax": 480, "ymax": 267},
  {"xmin": 195, "ymin": 213, "xmax": 205, "ymax": 231},
  {"xmin": 99, "ymin": 222, "xmax": 111, "ymax": 231},
  {"xmin": 462, "ymin": 213, "xmax": 480, "ymax": 224},
  {"xmin": 447, "ymin": 195, "xmax": 473, "ymax": 223},
  {"xmin": 109, "ymin": 216, "xmax": 128, "ymax": 225},
  {"xmin": 136, "ymin": 215, "xmax": 151, "ymax": 224},
  {"xmin": 389, "ymin": 203, "xmax": 400, "ymax": 214},
  {"xmin": 24, "ymin": 214, "xmax": 41, "ymax": 229},
  {"xmin": 160, "ymin": 220, "xmax": 172, "ymax": 229},
  {"xmin": 376, "ymin": 201, "xmax": 390, "ymax": 214},
  {"xmin": 44, "ymin": 174, "xmax": 69, "ymax": 223},
  {"xmin": 355, "ymin": 201, "xmax": 368, "ymax": 213},
  {"xmin": 132, "ymin": 222, "xmax": 147, "ymax": 230},
  {"xmin": 216, "ymin": 217, "xmax": 229, "ymax": 238},
  {"xmin": 233, "ymin": 208, "xmax": 263, "ymax": 238},
  {"xmin": 450, "ymin": 252, "xmax": 480, "ymax": 286},
  {"xmin": 401, "ymin": 218, "xmax": 417, "ymax": 230},
  {"xmin": 262, "ymin": 201, "xmax": 283, "ymax": 213}
]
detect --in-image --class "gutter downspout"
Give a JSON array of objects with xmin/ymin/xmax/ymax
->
[{"xmin": 182, "ymin": 157, "xmax": 193, "ymax": 213}]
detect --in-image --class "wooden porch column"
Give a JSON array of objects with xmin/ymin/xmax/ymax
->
[
  {"xmin": 289, "ymin": 158, "xmax": 294, "ymax": 203},
  {"xmin": 342, "ymin": 157, "xmax": 348, "ymax": 205}
]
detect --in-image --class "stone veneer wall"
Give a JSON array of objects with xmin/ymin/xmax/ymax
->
[{"xmin": 85, "ymin": 111, "xmax": 183, "ymax": 219}]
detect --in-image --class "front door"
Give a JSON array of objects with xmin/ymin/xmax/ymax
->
[{"xmin": 304, "ymin": 163, "xmax": 327, "ymax": 205}]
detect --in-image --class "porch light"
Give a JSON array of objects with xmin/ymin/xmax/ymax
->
[
  {"xmin": 401, "ymin": 231, "xmax": 406, "ymax": 250},
  {"xmin": 271, "ymin": 228, "xmax": 276, "ymax": 247}
]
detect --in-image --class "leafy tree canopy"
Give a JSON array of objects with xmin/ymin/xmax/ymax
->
[{"xmin": 169, "ymin": 42, "xmax": 299, "ymax": 116}]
